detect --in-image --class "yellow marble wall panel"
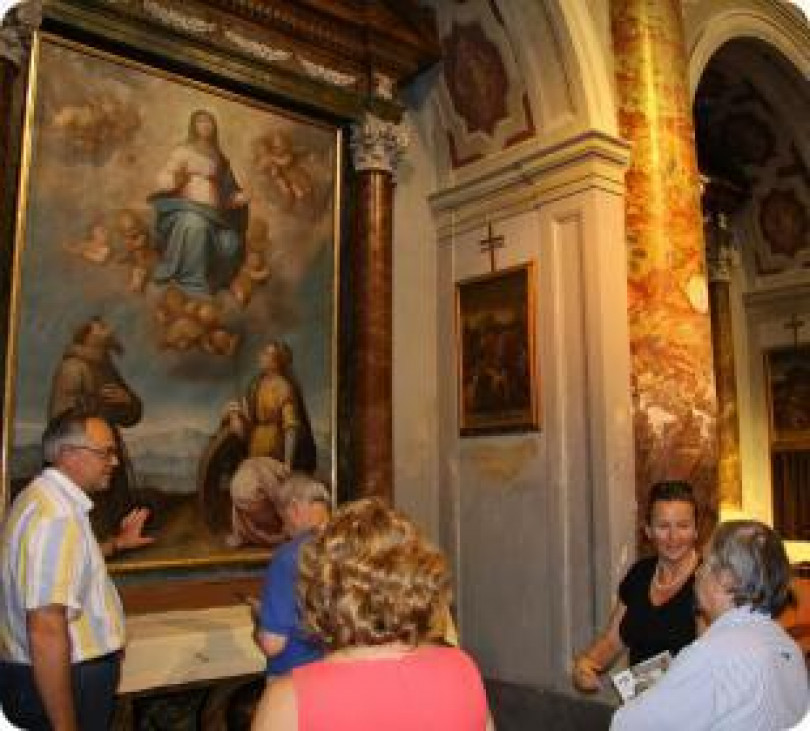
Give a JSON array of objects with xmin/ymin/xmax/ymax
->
[{"xmin": 611, "ymin": 0, "xmax": 718, "ymax": 536}]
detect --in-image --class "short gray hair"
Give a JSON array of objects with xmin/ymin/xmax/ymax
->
[
  {"xmin": 705, "ymin": 520, "xmax": 792, "ymax": 617},
  {"xmin": 275, "ymin": 473, "xmax": 330, "ymax": 511},
  {"xmin": 42, "ymin": 410, "xmax": 92, "ymax": 464}
]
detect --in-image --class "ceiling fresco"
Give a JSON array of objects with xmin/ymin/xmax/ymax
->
[
  {"xmin": 695, "ymin": 41, "xmax": 810, "ymax": 284},
  {"xmin": 433, "ymin": 0, "xmax": 536, "ymax": 169}
]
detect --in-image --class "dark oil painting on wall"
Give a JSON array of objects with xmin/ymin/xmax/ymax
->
[
  {"xmin": 766, "ymin": 344, "xmax": 810, "ymax": 447},
  {"xmin": 455, "ymin": 263, "xmax": 539, "ymax": 436},
  {"xmin": 2, "ymin": 34, "xmax": 340, "ymax": 573}
]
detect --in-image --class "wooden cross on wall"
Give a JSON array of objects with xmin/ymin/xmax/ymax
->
[
  {"xmin": 784, "ymin": 313, "xmax": 806, "ymax": 349},
  {"xmin": 479, "ymin": 221, "xmax": 505, "ymax": 272}
]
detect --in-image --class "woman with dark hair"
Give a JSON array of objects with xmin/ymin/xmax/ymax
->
[
  {"xmin": 573, "ymin": 481, "xmax": 701, "ymax": 692},
  {"xmin": 150, "ymin": 109, "xmax": 248, "ymax": 296},
  {"xmin": 611, "ymin": 520, "xmax": 808, "ymax": 730},
  {"xmin": 251, "ymin": 497, "xmax": 491, "ymax": 730}
]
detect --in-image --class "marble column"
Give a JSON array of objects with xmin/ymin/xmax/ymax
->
[
  {"xmin": 706, "ymin": 213, "xmax": 743, "ymax": 508},
  {"xmin": 348, "ymin": 115, "xmax": 406, "ymax": 500},
  {"xmin": 611, "ymin": 0, "xmax": 718, "ymax": 536}
]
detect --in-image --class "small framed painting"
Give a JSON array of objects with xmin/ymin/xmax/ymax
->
[
  {"xmin": 765, "ymin": 344, "xmax": 810, "ymax": 447},
  {"xmin": 455, "ymin": 263, "xmax": 539, "ymax": 436}
]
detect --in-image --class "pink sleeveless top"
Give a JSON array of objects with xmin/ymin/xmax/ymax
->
[{"xmin": 291, "ymin": 645, "xmax": 488, "ymax": 730}]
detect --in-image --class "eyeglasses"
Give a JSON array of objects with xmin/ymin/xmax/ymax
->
[{"xmin": 66, "ymin": 443, "xmax": 118, "ymax": 461}]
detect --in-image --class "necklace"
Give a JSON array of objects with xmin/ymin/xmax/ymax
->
[{"xmin": 653, "ymin": 549, "xmax": 697, "ymax": 591}]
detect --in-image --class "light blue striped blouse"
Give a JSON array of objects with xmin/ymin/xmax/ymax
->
[{"xmin": 611, "ymin": 605, "xmax": 808, "ymax": 730}]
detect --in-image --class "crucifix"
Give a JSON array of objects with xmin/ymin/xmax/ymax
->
[
  {"xmin": 479, "ymin": 221, "xmax": 505, "ymax": 273},
  {"xmin": 784, "ymin": 313, "xmax": 806, "ymax": 349}
]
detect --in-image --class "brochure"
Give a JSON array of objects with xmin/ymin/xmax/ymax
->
[{"xmin": 611, "ymin": 650, "xmax": 672, "ymax": 703}]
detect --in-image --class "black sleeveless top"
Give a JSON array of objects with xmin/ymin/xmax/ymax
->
[{"xmin": 618, "ymin": 556, "xmax": 697, "ymax": 665}]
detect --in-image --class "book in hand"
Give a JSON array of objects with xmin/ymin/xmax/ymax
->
[{"xmin": 611, "ymin": 651, "xmax": 672, "ymax": 703}]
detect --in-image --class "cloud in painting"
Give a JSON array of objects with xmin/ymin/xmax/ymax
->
[{"xmin": 47, "ymin": 93, "xmax": 142, "ymax": 166}]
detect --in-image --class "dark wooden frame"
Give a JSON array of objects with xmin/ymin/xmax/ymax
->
[
  {"xmin": 455, "ymin": 262, "xmax": 539, "ymax": 436},
  {"xmin": 765, "ymin": 344, "xmax": 810, "ymax": 449}
]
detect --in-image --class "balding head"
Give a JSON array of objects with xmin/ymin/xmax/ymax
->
[{"xmin": 42, "ymin": 411, "xmax": 118, "ymax": 492}]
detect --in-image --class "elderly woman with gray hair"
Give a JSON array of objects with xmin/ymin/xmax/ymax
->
[{"xmin": 611, "ymin": 520, "xmax": 808, "ymax": 731}]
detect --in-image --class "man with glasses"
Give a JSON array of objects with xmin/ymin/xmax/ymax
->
[
  {"xmin": 0, "ymin": 410, "xmax": 153, "ymax": 731},
  {"xmin": 48, "ymin": 317, "xmax": 143, "ymax": 540}
]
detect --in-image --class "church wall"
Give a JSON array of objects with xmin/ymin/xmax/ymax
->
[
  {"xmin": 444, "ymin": 191, "xmax": 635, "ymax": 688},
  {"xmin": 394, "ymin": 115, "xmax": 636, "ymax": 690},
  {"xmin": 390, "ymin": 107, "xmax": 442, "ymax": 541},
  {"xmin": 395, "ymin": 0, "xmax": 810, "ymax": 692},
  {"xmin": 455, "ymin": 178, "xmax": 634, "ymax": 688},
  {"xmin": 684, "ymin": 3, "xmax": 810, "ymax": 558},
  {"xmin": 729, "ymin": 279, "xmax": 810, "ymax": 560},
  {"xmin": 390, "ymin": 0, "xmax": 636, "ymax": 690}
]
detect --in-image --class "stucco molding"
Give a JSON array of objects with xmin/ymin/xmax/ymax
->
[
  {"xmin": 0, "ymin": 0, "xmax": 41, "ymax": 66},
  {"xmin": 552, "ymin": 0, "xmax": 618, "ymax": 134},
  {"xmin": 743, "ymin": 281, "xmax": 810, "ymax": 314},
  {"xmin": 428, "ymin": 0, "xmax": 618, "ymax": 181},
  {"xmin": 430, "ymin": 130, "xmax": 631, "ymax": 242},
  {"xmin": 46, "ymin": 0, "xmax": 441, "ymax": 120},
  {"xmin": 684, "ymin": 0, "xmax": 810, "ymax": 98}
]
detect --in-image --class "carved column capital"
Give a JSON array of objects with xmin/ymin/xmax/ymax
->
[
  {"xmin": 704, "ymin": 213, "xmax": 735, "ymax": 283},
  {"xmin": 0, "ymin": 1, "xmax": 42, "ymax": 67},
  {"xmin": 350, "ymin": 114, "xmax": 408, "ymax": 174}
]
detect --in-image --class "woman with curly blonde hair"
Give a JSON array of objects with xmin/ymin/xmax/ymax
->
[{"xmin": 251, "ymin": 497, "xmax": 491, "ymax": 730}]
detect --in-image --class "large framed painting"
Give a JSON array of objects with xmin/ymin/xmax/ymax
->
[
  {"xmin": 765, "ymin": 344, "xmax": 810, "ymax": 448},
  {"xmin": 2, "ymin": 33, "xmax": 340, "ymax": 574},
  {"xmin": 455, "ymin": 263, "xmax": 539, "ymax": 436}
]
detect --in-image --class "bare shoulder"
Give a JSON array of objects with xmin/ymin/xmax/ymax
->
[{"xmin": 252, "ymin": 675, "xmax": 297, "ymax": 731}]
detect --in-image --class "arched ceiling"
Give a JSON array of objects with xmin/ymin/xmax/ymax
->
[
  {"xmin": 422, "ymin": 0, "xmax": 616, "ymax": 178},
  {"xmin": 695, "ymin": 38, "xmax": 810, "ymax": 287},
  {"xmin": 684, "ymin": 0, "xmax": 810, "ymax": 98}
]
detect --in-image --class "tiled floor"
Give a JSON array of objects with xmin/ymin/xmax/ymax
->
[
  {"xmin": 114, "ymin": 675, "xmax": 615, "ymax": 729},
  {"xmin": 487, "ymin": 680, "xmax": 616, "ymax": 731}
]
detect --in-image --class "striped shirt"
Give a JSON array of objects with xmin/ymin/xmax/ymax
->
[
  {"xmin": 611, "ymin": 606, "xmax": 809, "ymax": 731},
  {"xmin": 0, "ymin": 468, "xmax": 125, "ymax": 663}
]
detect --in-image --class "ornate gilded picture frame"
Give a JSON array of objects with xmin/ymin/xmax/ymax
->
[
  {"xmin": 2, "ymin": 33, "xmax": 340, "ymax": 574},
  {"xmin": 455, "ymin": 263, "xmax": 539, "ymax": 436}
]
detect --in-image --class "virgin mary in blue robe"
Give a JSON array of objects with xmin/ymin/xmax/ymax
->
[{"xmin": 149, "ymin": 109, "xmax": 248, "ymax": 296}]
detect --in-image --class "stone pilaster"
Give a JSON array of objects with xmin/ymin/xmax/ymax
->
[{"xmin": 706, "ymin": 212, "xmax": 743, "ymax": 508}]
